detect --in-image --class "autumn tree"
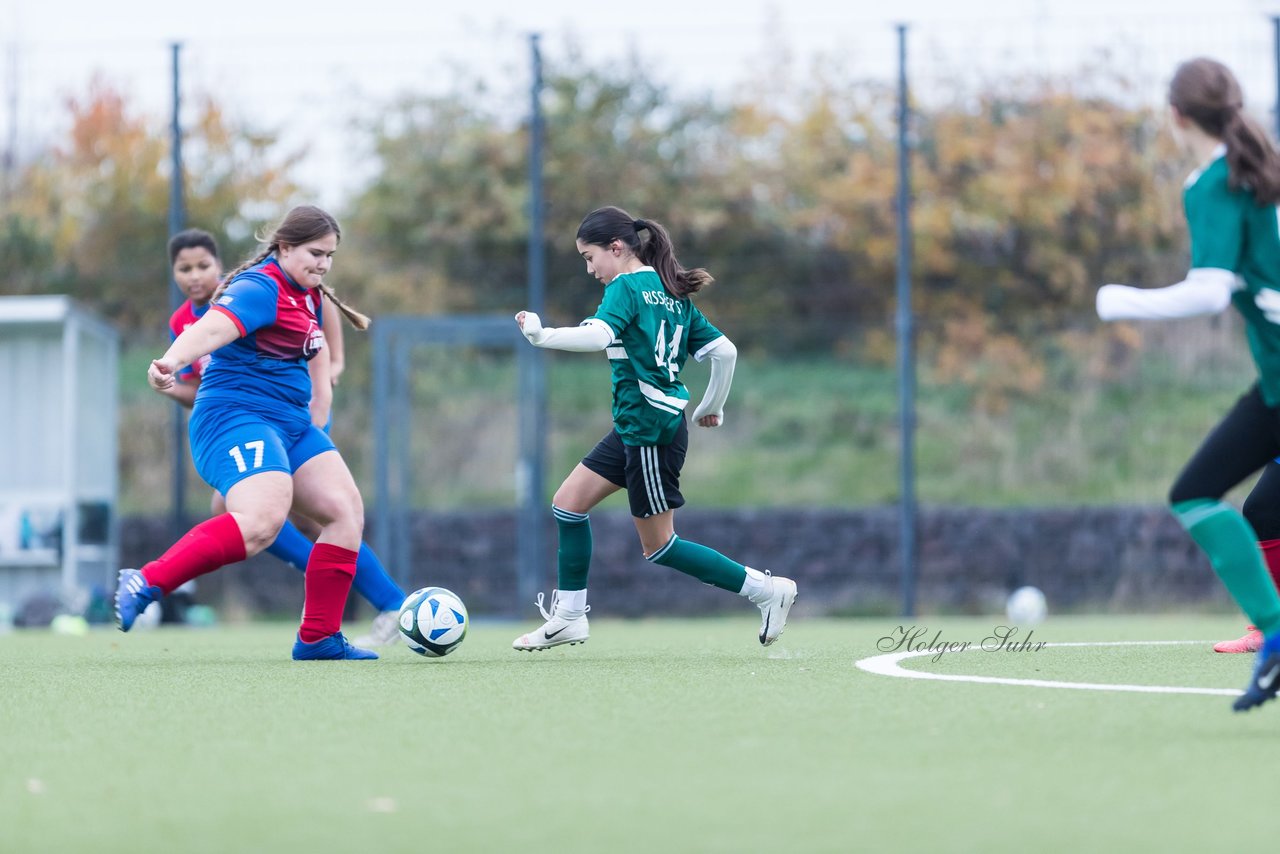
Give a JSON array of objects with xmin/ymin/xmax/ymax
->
[
  {"xmin": 8, "ymin": 62, "xmax": 1197, "ymax": 379},
  {"xmin": 0, "ymin": 79, "xmax": 301, "ymax": 330},
  {"xmin": 340, "ymin": 76, "xmax": 530, "ymax": 317},
  {"xmin": 908, "ymin": 73, "xmax": 1190, "ymax": 409},
  {"xmin": 342, "ymin": 55, "xmax": 734, "ymax": 321}
]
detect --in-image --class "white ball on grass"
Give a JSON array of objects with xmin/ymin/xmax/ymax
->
[
  {"xmin": 1006, "ymin": 586, "xmax": 1047, "ymax": 626},
  {"xmin": 398, "ymin": 586, "xmax": 468, "ymax": 657}
]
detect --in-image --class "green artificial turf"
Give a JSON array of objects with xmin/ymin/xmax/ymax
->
[{"xmin": 2, "ymin": 615, "xmax": 1279, "ymax": 853}]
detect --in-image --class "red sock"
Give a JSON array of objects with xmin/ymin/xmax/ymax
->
[
  {"xmin": 141, "ymin": 514, "xmax": 247, "ymax": 595},
  {"xmin": 1260, "ymin": 539, "xmax": 1280, "ymax": 594},
  {"xmin": 298, "ymin": 543, "xmax": 358, "ymax": 643}
]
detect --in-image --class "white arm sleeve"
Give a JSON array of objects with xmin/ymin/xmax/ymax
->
[
  {"xmin": 690, "ymin": 336, "xmax": 737, "ymax": 424},
  {"xmin": 519, "ymin": 313, "xmax": 613, "ymax": 352},
  {"xmin": 1096, "ymin": 268, "xmax": 1238, "ymax": 320}
]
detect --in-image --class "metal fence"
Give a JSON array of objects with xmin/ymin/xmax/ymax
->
[{"xmin": 7, "ymin": 9, "xmax": 1280, "ymax": 580}]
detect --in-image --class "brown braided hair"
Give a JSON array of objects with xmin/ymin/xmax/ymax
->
[{"xmin": 214, "ymin": 205, "xmax": 370, "ymax": 330}]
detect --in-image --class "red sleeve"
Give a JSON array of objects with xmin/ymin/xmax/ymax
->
[{"xmin": 211, "ymin": 303, "xmax": 248, "ymax": 336}]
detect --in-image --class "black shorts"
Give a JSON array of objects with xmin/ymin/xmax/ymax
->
[{"xmin": 582, "ymin": 418, "xmax": 688, "ymax": 518}]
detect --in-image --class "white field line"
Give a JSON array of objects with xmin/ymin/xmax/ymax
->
[{"xmin": 854, "ymin": 640, "xmax": 1241, "ymax": 697}]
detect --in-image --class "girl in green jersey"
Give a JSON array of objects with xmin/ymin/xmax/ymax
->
[
  {"xmin": 1097, "ymin": 58, "xmax": 1280, "ymax": 711},
  {"xmin": 512, "ymin": 206, "xmax": 797, "ymax": 651}
]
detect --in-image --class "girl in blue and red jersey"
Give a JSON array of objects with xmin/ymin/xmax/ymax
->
[
  {"xmin": 157, "ymin": 228, "xmax": 406, "ymax": 644},
  {"xmin": 161, "ymin": 229, "xmax": 221, "ymax": 407},
  {"xmin": 120, "ymin": 206, "xmax": 376, "ymax": 660}
]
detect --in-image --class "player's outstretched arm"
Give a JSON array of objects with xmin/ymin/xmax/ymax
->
[
  {"xmin": 515, "ymin": 311, "xmax": 612, "ymax": 352},
  {"xmin": 1097, "ymin": 268, "xmax": 1236, "ymax": 321},
  {"xmin": 148, "ymin": 311, "xmax": 241, "ymax": 391},
  {"xmin": 691, "ymin": 336, "xmax": 737, "ymax": 428}
]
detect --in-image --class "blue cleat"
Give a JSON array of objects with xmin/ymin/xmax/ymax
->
[
  {"xmin": 115, "ymin": 569, "xmax": 162, "ymax": 632},
  {"xmin": 291, "ymin": 632, "xmax": 379, "ymax": 661},
  {"xmin": 1233, "ymin": 632, "xmax": 1280, "ymax": 712}
]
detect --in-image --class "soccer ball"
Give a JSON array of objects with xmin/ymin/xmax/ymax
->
[
  {"xmin": 398, "ymin": 586, "xmax": 468, "ymax": 657},
  {"xmin": 1005, "ymin": 586, "xmax": 1048, "ymax": 626}
]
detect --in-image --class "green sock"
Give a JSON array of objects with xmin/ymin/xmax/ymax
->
[
  {"xmin": 648, "ymin": 535, "xmax": 746, "ymax": 593},
  {"xmin": 553, "ymin": 506, "xmax": 592, "ymax": 591},
  {"xmin": 1172, "ymin": 499, "xmax": 1280, "ymax": 635}
]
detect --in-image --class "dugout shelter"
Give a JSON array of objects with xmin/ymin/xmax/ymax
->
[{"xmin": 0, "ymin": 295, "xmax": 119, "ymax": 612}]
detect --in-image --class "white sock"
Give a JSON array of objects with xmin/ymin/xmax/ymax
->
[
  {"xmin": 556, "ymin": 588, "xmax": 588, "ymax": 617},
  {"xmin": 738, "ymin": 567, "xmax": 772, "ymax": 604}
]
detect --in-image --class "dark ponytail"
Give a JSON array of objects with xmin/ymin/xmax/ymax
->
[
  {"xmin": 576, "ymin": 206, "xmax": 713, "ymax": 298},
  {"xmin": 1170, "ymin": 57, "xmax": 1280, "ymax": 204},
  {"xmin": 1221, "ymin": 110, "xmax": 1280, "ymax": 204}
]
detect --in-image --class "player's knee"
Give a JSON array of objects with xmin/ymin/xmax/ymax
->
[
  {"xmin": 339, "ymin": 488, "xmax": 364, "ymax": 530},
  {"xmin": 238, "ymin": 508, "xmax": 289, "ymax": 554},
  {"xmin": 315, "ymin": 489, "xmax": 364, "ymax": 538},
  {"xmin": 551, "ymin": 486, "xmax": 584, "ymax": 513},
  {"xmin": 347, "ymin": 501, "xmax": 365, "ymax": 536},
  {"xmin": 1168, "ymin": 477, "xmax": 1209, "ymax": 507}
]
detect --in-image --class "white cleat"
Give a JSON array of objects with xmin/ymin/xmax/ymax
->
[
  {"xmin": 758, "ymin": 574, "xmax": 797, "ymax": 646},
  {"xmin": 353, "ymin": 610, "xmax": 402, "ymax": 648},
  {"xmin": 513, "ymin": 590, "xmax": 590, "ymax": 651}
]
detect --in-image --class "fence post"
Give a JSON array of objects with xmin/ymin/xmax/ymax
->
[
  {"xmin": 518, "ymin": 33, "xmax": 548, "ymax": 611},
  {"xmin": 895, "ymin": 23, "xmax": 918, "ymax": 618},
  {"xmin": 168, "ymin": 41, "xmax": 187, "ymax": 539}
]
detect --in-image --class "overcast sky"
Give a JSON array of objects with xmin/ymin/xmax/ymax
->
[
  {"xmin": 7, "ymin": 0, "xmax": 1280, "ymax": 204},
  {"xmin": 8, "ymin": 0, "xmax": 1277, "ymax": 45}
]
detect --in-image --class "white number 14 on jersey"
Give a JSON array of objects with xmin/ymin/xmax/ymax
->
[{"xmin": 654, "ymin": 321, "xmax": 685, "ymax": 382}]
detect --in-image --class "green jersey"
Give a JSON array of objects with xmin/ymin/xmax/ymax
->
[
  {"xmin": 589, "ymin": 267, "xmax": 725, "ymax": 445},
  {"xmin": 1186, "ymin": 152, "xmax": 1280, "ymax": 405}
]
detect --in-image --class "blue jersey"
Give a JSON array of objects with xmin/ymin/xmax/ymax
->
[{"xmin": 197, "ymin": 257, "xmax": 325, "ymax": 420}]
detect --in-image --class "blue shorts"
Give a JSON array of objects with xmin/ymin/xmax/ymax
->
[{"xmin": 189, "ymin": 404, "xmax": 336, "ymax": 496}]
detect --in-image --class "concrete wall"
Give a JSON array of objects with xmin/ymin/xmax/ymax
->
[{"xmin": 120, "ymin": 506, "xmax": 1229, "ymax": 618}]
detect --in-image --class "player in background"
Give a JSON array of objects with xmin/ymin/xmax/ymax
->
[
  {"xmin": 1096, "ymin": 58, "xmax": 1280, "ymax": 709},
  {"xmin": 149, "ymin": 229, "xmax": 223, "ymax": 620},
  {"xmin": 511, "ymin": 205, "xmax": 797, "ymax": 651},
  {"xmin": 119, "ymin": 206, "xmax": 375, "ymax": 660},
  {"xmin": 158, "ymin": 228, "xmax": 406, "ymax": 645},
  {"xmin": 162, "ymin": 229, "xmax": 222, "ymax": 407}
]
